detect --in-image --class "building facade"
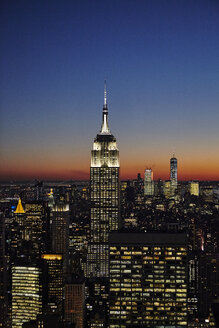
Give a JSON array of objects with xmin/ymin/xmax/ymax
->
[
  {"xmin": 0, "ymin": 211, "xmax": 6, "ymax": 328},
  {"xmin": 189, "ymin": 181, "xmax": 199, "ymax": 197},
  {"xmin": 164, "ymin": 180, "xmax": 171, "ymax": 199},
  {"xmin": 41, "ymin": 254, "xmax": 63, "ymax": 315},
  {"xmin": 11, "ymin": 198, "xmax": 26, "ymax": 261},
  {"xmin": 87, "ymin": 85, "xmax": 120, "ymax": 278},
  {"xmin": 64, "ymin": 280, "xmax": 85, "ymax": 328},
  {"xmin": 24, "ymin": 202, "xmax": 47, "ymax": 257},
  {"xmin": 144, "ymin": 169, "xmax": 154, "ymax": 196},
  {"xmin": 12, "ymin": 265, "xmax": 42, "ymax": 328},
  {"xmin": 109, "ymin": 232, "xmax": 188, "ymax": 328},
  {"xmin": 86, "ymin": 86, "xmax": 120, "ymax": 327},
  {"xmin": 170, "ymin": 156, "xmax": 178, "ymax": 196},
  {"xmin": 51, "ymin": 203, "xmax": 69, "ymax": 271}
]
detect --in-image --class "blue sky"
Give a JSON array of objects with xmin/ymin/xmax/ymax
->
[{"xmin": 1, "ymin": 0, "xmax": 219, "ymax": 180}]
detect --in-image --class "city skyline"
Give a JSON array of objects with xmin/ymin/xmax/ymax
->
[{"xmin": 1, "ymin": 0, "xmax": 219, "ymax": 181}]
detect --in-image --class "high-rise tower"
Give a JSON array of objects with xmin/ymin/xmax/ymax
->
[
  {"xmin": 170, "ymin": 155, "xmax": 177, "ymax": 196},
  {"xmin": 41, "ymin": 254, "xmax": 63, "ymax": 315},
  {"xmin": 87, "ymin": 83, "xmax": 120, "ymax": 278},
  {"xmin": 144, "ymin": 168, "xmax": 154, "ymax": 196},
  {"xmin": 51, "ymin": 203, "xmax": 69, "ymax": 272},
  {"xmin": 12, "ymin": 264, "xmax": 42, "ymax": 328},
  {"xmin": 86, "ymin": 84, "xmax": 120, "ymax": 327},
  {"xmin": 11, "ymin": 198, "xmax": 25, "ymax": 261}
]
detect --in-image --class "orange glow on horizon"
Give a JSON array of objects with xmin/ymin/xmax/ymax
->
[
  {"xmin": 1, "ymin": 152, "xmax": 219, "ymax": 181},
  {"xmin": 1, "ymin": 165, "xmax": 219, "ymax": 181}
]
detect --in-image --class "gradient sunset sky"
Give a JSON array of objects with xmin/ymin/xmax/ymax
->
[{"xmin": 1, "ymin": 0, "xmax": 219, "ymax": 181}]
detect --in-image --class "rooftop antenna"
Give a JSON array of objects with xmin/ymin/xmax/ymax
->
[{"xmin": 104, "ymin": 80, "xmax": 107, "ymax": 108}]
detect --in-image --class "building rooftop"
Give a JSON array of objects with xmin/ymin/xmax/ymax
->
[{"xmin": 109, "ymin": 232, "xmax": 187, "ymax": 245}]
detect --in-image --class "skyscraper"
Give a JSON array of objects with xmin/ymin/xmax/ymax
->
[
  {"xmin": 144, "ymin": 168, "xmax": 154, "ymax": 196},
  {"xmin": 12, "ymin": 264, "xmax": 42, "ymax": 328},
  {"xmin": 51, "ymin": 203, "xmax": 69, "ymax": 271},
  {"xmin": 41, "ymin": 254, "xmax": 63, "ymax": 316},
  {"xmin": 87, "ymin": 83, "xmax": 120, "ymax": 278},
  {"xmin": 109, "ymin": 232, "xmax": 188, "ymax": 327},
  {"xmin": 170, "ymin": 156, "xmax": 178, "ymax": 196},
  {"xmin": 24, "ymin": 202, "xmax": 47, "ymax": 257},
  {"xmin": 86, "ymin": 84, "xmax": 120, "ymax": 327},
  {"xmin": 11, "ymin": 198, "xmax": 26, "ymax": 260}
]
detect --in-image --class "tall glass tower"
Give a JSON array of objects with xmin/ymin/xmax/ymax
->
[
  {"xmin": 87, "ymin": 83, "xmax": 120, "ymax": 278},
  {"xmin": 144, "ymin": 168, "xmax": 154, "ymax": 196},
  {"xmin": 170, "ymin": 156, "xmax": 177, "ymax": 196}
]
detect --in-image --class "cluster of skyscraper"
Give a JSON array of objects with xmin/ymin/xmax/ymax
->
[
  {"xmin": 84, "ymin": 87, "xmax": 190, "ymax": 328},
  {"xmin": 144, "ymin": 156, "xmax": 177, "ymax": 198},
  {"xmin": 1, "ymin": 193, "xmax": 84, "ymax": 328},
  {"xmin": 0, "ymin": 86, "xmax": 218, "ymax": 328}
]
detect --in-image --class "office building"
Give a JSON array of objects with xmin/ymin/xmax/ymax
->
[
  {"xmin": 11, "ymin": 198, "xmax": 26, "ymax": 261},
  {"xmin": 64, "ymin": 279, "xmax": 85, "ymax": 328},
  {"xmin": 25, "ymin": 202, "xmax": 47, "ymax": 257},
  {"xmin": 201, "ymin": 186, "xmax": 213, "ymax": 202},
  {"xmin": 189, "ymin": 181, "xmax": 199, "ymax": 197},
  {"xmin": 170, "ymin": 156, "xmax": 178, "ymax": 196},
  {"xmin": 86, "ymin": 85, "xmax": 120, "ymax": 327},
  {"xmin": 87, "ymin": 84, "xmax": 120, "ymax": 278},
  {"xmin": 51, "ymin": 203, "xmax": 69, "ymax": 271},
  {"xmin": 41, "ymin": 254, "xmax": 63, "ymax": 315},
  {"xmin": 0, "ymin": 211, "xmax": 6, "ymax": 328},
  {"xmin": 12, "ymin": 265, "xmax": 42, "ymax": 328},
  {"xmin": 164, "ymin": 180, "xmax": 171, "ymax": 199},
  {"xmin": 109, "ymin": 232, "xmax": 187, "ymax": 327},
  {"xmin": 144, "ymin": 169, "xmax": 154, "ymax": 196}
]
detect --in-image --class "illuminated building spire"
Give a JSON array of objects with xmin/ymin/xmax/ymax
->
[
  {"xmin": 104, "ymin": 80, "xmax": 107, "ymax": 108},
  {"xmin": 100, "ymin": 81, "xmax": 110, "ymax": 134},
  {"xmin": 14, "ymin": 198, "xmax": 25, "ymax": 214}
]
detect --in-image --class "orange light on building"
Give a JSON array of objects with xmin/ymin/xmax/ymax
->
[{"xmin": 41, "ymin": 254, "xmax": 62, "ymax": 261}]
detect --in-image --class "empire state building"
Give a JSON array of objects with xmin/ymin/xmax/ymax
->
[{"xmin": 87, "ymin": 84, "xmax": 120, "ymax": 278}]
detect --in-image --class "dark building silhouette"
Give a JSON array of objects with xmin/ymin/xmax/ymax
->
[
  {"xmin": 51, "ymin": 203, "xmax": 69, "ymax": 272},
  {"xmin": 64, "ymin": 276, "xmax": 85, "ymax": 328},
  {"xmin": 41, "ymin": 254, "xmax": 63, "ymax": 316}
]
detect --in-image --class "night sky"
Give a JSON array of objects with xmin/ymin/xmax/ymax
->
[{"xmin": 1, "ymin": 0, "xmax": 219, "ymax": 181}]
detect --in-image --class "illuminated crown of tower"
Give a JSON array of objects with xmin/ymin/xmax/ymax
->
[{"xmin": 14, "ymin": 198, "xmax": 25, "ymax": 214}]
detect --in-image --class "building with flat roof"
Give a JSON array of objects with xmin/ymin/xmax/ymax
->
[
  {"xmin": 189, "ymin": 181, "xmax": 199, "ymax": 197},
  {"xmin": 109, "ymin": 232, "xmax": 187, "ymax": 327},
  {"xmin": 12, "ymin": 265, "xmax": 42, "ymax": 328},
  {"xmin": 41, "ymin": 254, "xmax": 63, "ymax": 316}
]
